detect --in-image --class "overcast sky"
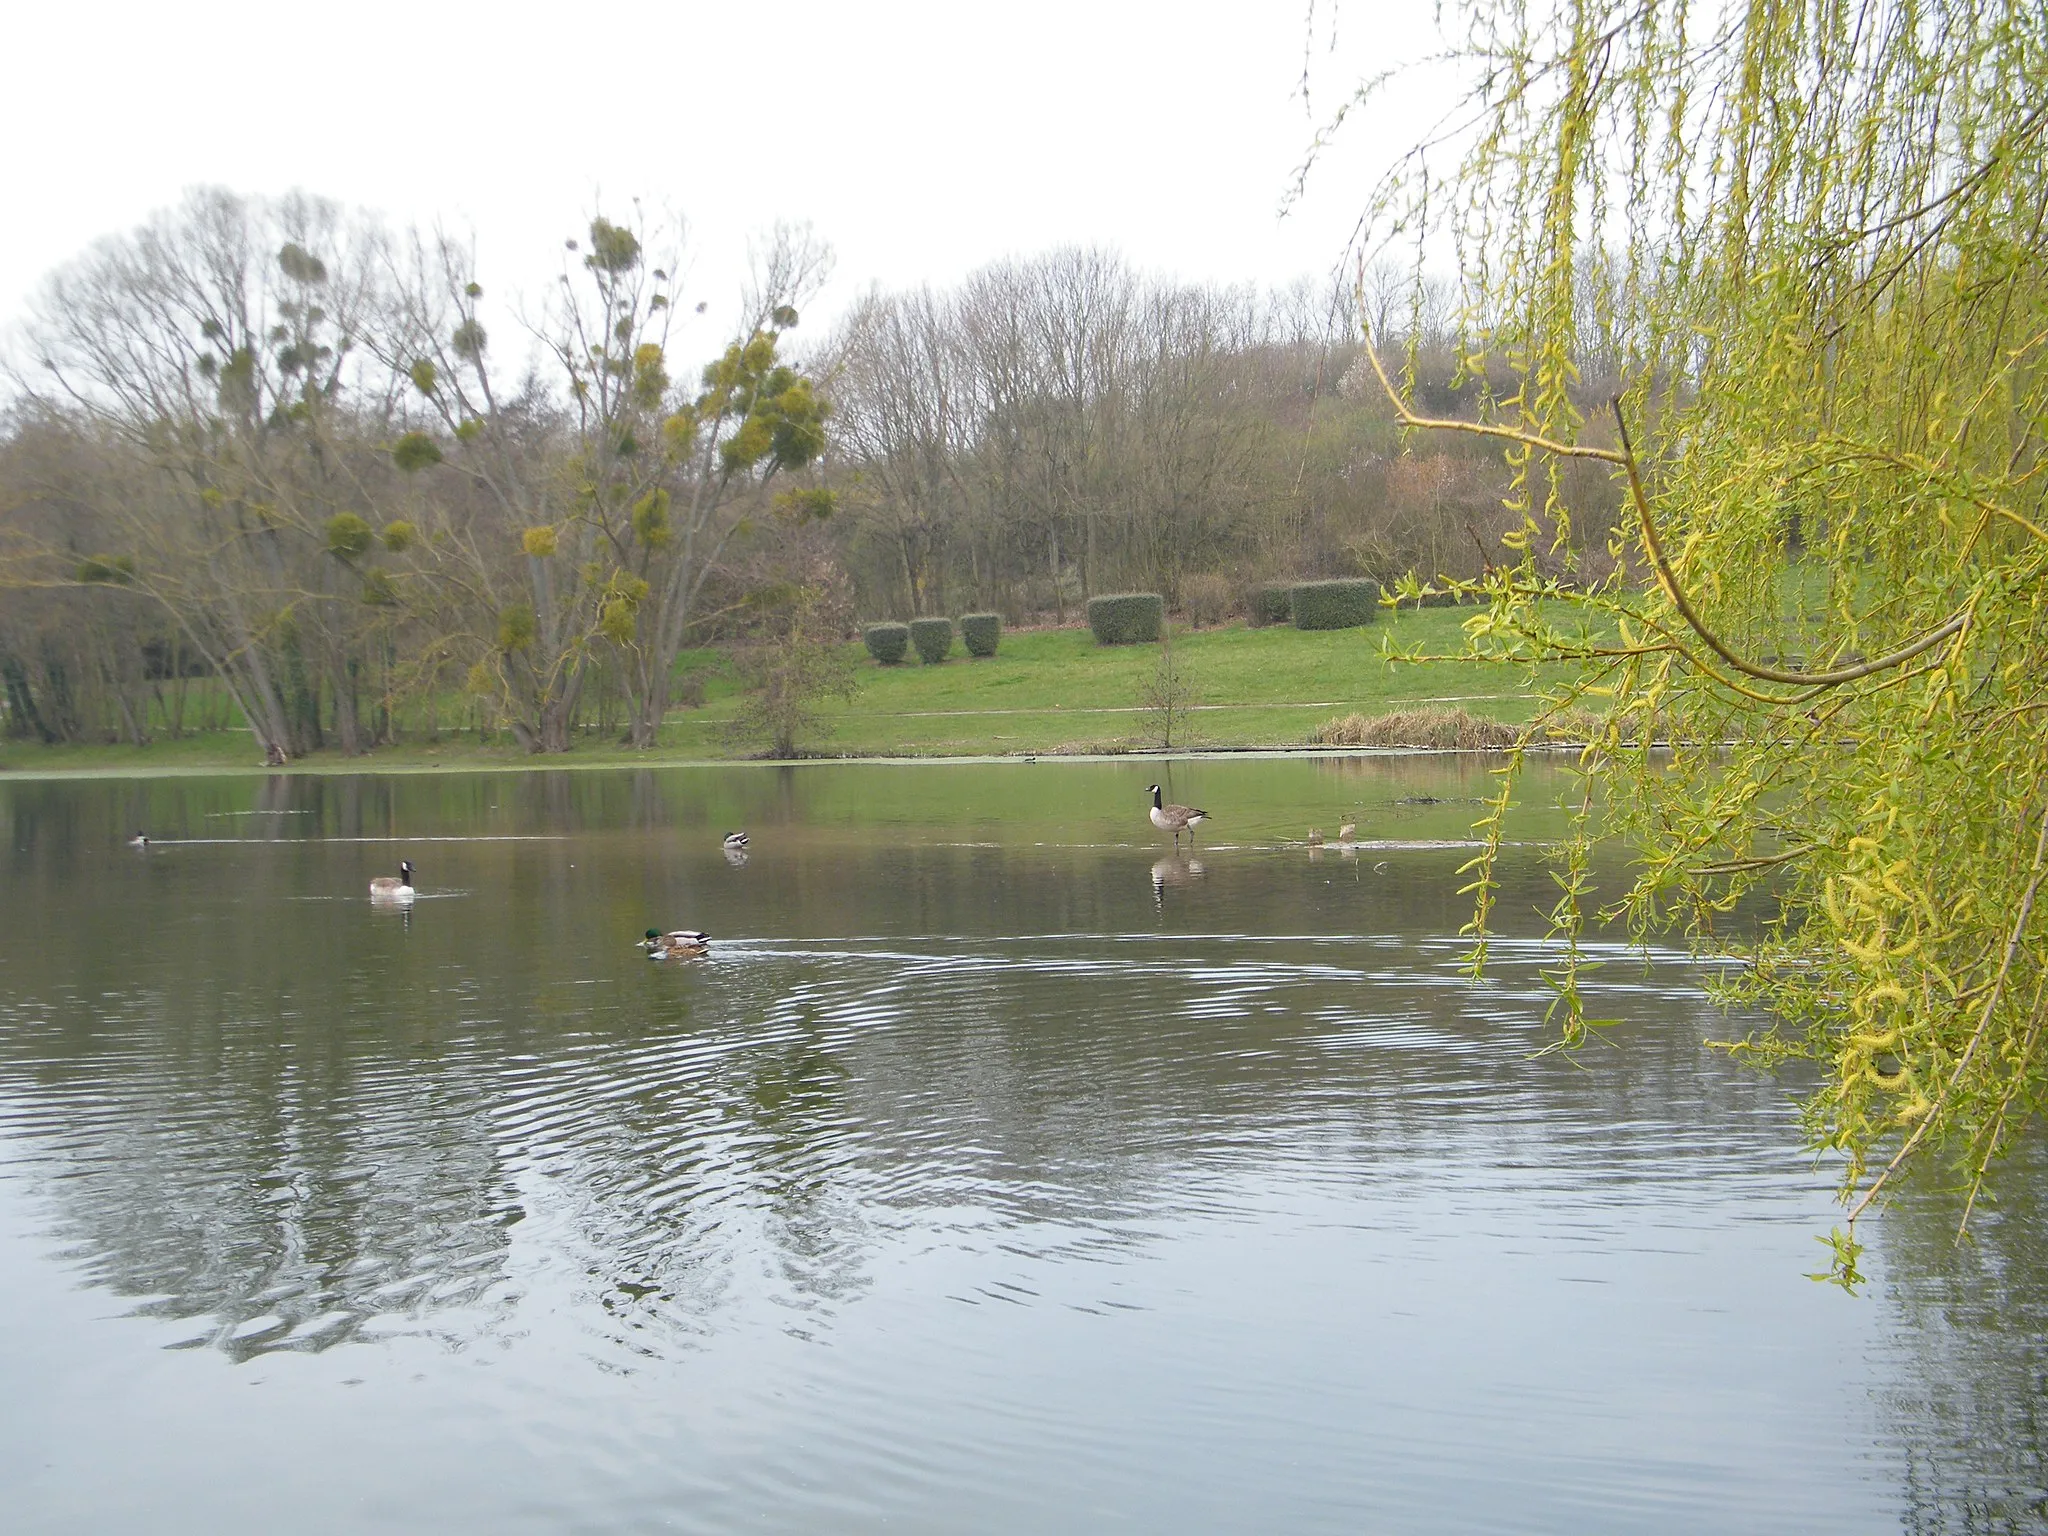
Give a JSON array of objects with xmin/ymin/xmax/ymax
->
[{"xmin": 1, "ymin": 1, "xmax": 1439, "ymax": 339}]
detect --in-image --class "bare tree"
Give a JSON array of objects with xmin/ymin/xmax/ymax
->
[{"xmin": 9, "ymin": 188, "xmax": 401, "ymax": 759}]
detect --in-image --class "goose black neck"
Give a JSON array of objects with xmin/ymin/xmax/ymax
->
[{"xmin": 1151, "ymin": 786, "xmax": 1163, "ymax": 808}]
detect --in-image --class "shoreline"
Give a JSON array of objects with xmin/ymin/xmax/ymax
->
[{"xmin": 0, "ymin": 740, "xmax": 1594, "ymax": 783}]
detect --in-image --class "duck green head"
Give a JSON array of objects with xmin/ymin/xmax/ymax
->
[{"xmin": 644, "ymin": 929, "xmax": 661, "ymax": 941}]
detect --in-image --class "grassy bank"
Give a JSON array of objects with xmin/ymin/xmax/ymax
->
[{"xmin": 0, "ymin": 608, "xmax": 1570, "ymax": 776}]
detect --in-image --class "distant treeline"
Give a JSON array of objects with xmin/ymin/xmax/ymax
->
[{"xmin": 0, "ymin": 190, "xmax": 1619, "ymax": 754}]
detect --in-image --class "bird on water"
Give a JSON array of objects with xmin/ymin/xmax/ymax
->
[
  {"xmin": 1338, "ymin": 821, "xmax": 1357, "ymax": 843},
  {"xmin": 369, "ymin": 860, "xmax": 416, "ymax": 901},
  {"xmin": 641, "ymin": 928, "xmax": 711, "ymax": 959},
  {"xmin": 1147, "ymin": 785, "xmax": 1209, "ymax": 849},
  {"xmin": 722, "ymin": 832, "xmax": 749, "ymax": 851},
  {"xmin": 127, "ymin": 832, "xmax": 149, "ymax": 848}
]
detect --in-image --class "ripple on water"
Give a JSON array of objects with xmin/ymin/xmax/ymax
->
[
  {"xmin": 0, "ymin": 799, "xmax": 1957, "ymax": 1536},
  {"xmin": 0, "ymin": 928, "xmax": 1798, "ymax": 1359}
]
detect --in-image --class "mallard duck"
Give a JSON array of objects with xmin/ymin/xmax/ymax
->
[
  {"xmin": 722, "ymin": 832, "xmax": 749, "ymax": 851},
  {"xmin": 1148, "ymin": 785, "xmax": 1209, "ymax": 849},
  {"xmin": 641, "ymin": 928, "xmax": 711, "ymax": 959},
  {"xmin": 369, "ymin": 860, "xmax": 416, "ymax": 901},
  {"xmin": 127, "ymin": 832, "xmax": 149, "ymax": 849}
]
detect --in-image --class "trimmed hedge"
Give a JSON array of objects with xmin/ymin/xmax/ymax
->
[
  {"xmin": 960, "ymin": 613, "xmax": 1002, "ymax": 657},
  {"xmin": 909, "ymin": 616, "xmax": 954, "ymax": 664},
  {"xmin": 1247, "ymin": 583, "xmax": 1292, "ymax": 627},
  {"xmin": 1289, "ymin": 578, "xmax": 1381, "ymax": 631},
  {"xmin": 1086, "ymin": 592, "xmax": 1164, "ymax": 645},
  {"xmin": 863, "ymin": 622, "xmax": 910, "ymax": 664}
]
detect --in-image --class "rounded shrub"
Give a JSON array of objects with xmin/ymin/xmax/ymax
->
[
  {"xmin": 1086, "ymin": 592, "xmax": 1164, "ymax": 645},
  {"xmin": 863, "ymin": 622, "xmax": 910, "ymax": 664},
  {"xmin": 909, "ymin": 616, "xmax": 954, "ymax": 664},
  {"xmin": 1289, "ymin": 578, "xmax": 1381, "ymax": 631},
  {"xmin": 1246, "ymin": 583, "xmax": 1292, "ymax": 628},
  {"xmin": 960, "ymin": 613, "xmax": 1002, "ymax": 657}
]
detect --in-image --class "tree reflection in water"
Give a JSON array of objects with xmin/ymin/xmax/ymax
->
[
  {"xmin": 0, "ymin": 761, "xmax": 2042, "ymax": 1529},
  {"xmin": 1876, "ymin": 1132, "xmax": 2048, "ymax": 1533}
]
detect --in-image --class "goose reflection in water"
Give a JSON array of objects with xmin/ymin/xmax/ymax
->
[
  {"xmin": 1151, "ymin": 855, "xmax": 1206, "ymax": 910},
  {"xmin": 370, "ymin": 899, "xmax": 415, "ymax": 931}
]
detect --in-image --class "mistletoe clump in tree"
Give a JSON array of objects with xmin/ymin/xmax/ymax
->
[{"xmin": 390, "ymin": 212, "xmax": 832, "ymax": 751}]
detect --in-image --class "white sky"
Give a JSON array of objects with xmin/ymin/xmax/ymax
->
[{"xmin": 0, "ymin": 1, "xmax": 1441, "ymax": 342}]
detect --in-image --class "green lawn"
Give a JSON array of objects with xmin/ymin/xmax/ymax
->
[
  {"xmin": 0, "ymin": 610, "xmax": 1568, "ymax": 776},
  {"xmin": 672, "ymin": 609, "xmax": 1556, "ymax": 756}
]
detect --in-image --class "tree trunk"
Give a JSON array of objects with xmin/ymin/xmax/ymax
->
[
  {"xmin": 628, "ymin": 672, "xmax": 665, "ymax": 750},
  {"xmin": 539, "ymin": 698, "xmax": 573, "ymax": 753},
  {"xmin": 2, "ymin": 656, "xmax": 54, "ymax": 742},
  {"xmin": 331, "ymin": 655, "xmax": 363, "ymax": 756},
  {"xmin": 1049, "ymin": 525, "xmax": 1064, "ymax": 624}
]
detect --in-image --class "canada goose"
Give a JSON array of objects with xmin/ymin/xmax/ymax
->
[
  {"xmin": 722, "ymin": 832, "xmax": 749, "ymax": 851},
  {"xmin": 1147, "ymin": 785, "xmax": 1209, "ymax": 849},
  {"xmin": 1307, "ymin": 828, "xmax": 1325, "ymax": 848},
  {"xmin": 641, "ymin": 927, "xmax": 711, "ymax": 959},
  {"xmin": 369, "ymin": 860, "xmax": 416, "ymax": 901},
  {"xmin": 1338, "ymin": 821, "xmax": 1357, "ymax": 843},
  {"xmin": 127, "ymin": 832, "xmax": 149, "ymax": 849}
]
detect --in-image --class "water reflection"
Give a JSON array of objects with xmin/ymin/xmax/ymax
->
[
  {"xmin": 1150, "ymin": 855, "xmax": 1205, "ymax": 909},
  {"xmin": 0, "ymin": 761, "xmax": 2040, "ymax": 1533},
  {"xmin": 1875, "ymin": 1139, "xmax": 2048, "ymax": 1533}
]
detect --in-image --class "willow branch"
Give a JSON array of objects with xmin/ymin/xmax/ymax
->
[
  {"xmin": 1353, "ymin": 333, "xmax": 1974, "ymax": 693},
  {"xmin": 1358, "ymin": 329, "xmax": 1624, "ymax": 464},
  {"xmin": 1847, "ymin": 794, "xmax": 2048, "ymax": 1227},
  {"xmin": 1693, "ymin": 845, "xmax": 1819, "ymax": 877},
  {"xmin": 1610, "ymin": 400, "xmax": 1972, "ymax": 686},
  {"xmin": 1828, "ymin": 439, "xmax": 2048, "ymax": 548}
]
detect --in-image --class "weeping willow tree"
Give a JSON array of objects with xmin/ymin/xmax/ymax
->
[{"xmin": 1321, "ymin": 0, "xmax": 2048, "ymax": 1279}]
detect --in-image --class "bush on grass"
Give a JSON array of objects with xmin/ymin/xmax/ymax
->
[
  {"xmin": 1086, "ymin": 592, "xmax": 1164, "ymax": 645},
  {"xmin": 910, "ymin": 617, "xmax": 954, "ymax": 664},
  {"xmin": 1290, "ymin": 579, "xmax": 1380, "ymax": 631},
  {"xmin": 960, "ymin": 613, "xmax": 1002, "ymax": 657},
  {"xmin": 863, "ymin": 623, "xmax": 910, "ymax": 664}
]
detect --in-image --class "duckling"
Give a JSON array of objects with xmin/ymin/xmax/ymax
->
[
  {"xmin": 127, "ymin": 831, "xmax": 149, "ymax": 849},
  {"xmin": 1307, "ymin": 828, "xmax": 1325, "ymax": 848},
  {"xmin": 1148, "ymin": 785, "xmax": 1209, "ymax": 849},
  {"xmin": 1337, "ymin": 821, "xmax": 1357, "ymax": 843},
  {"xmin": 641, "ymin": 928, "xmax": 711, "ymax": 959},
  {"xmin": 369, "ymin": 860, "xmax": 416, "ymax": 901}
]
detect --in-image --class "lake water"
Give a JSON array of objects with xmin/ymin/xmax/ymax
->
[{"xmin": 0, "ymin": 758, "xmax": 2042, "ymax": 1533}]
